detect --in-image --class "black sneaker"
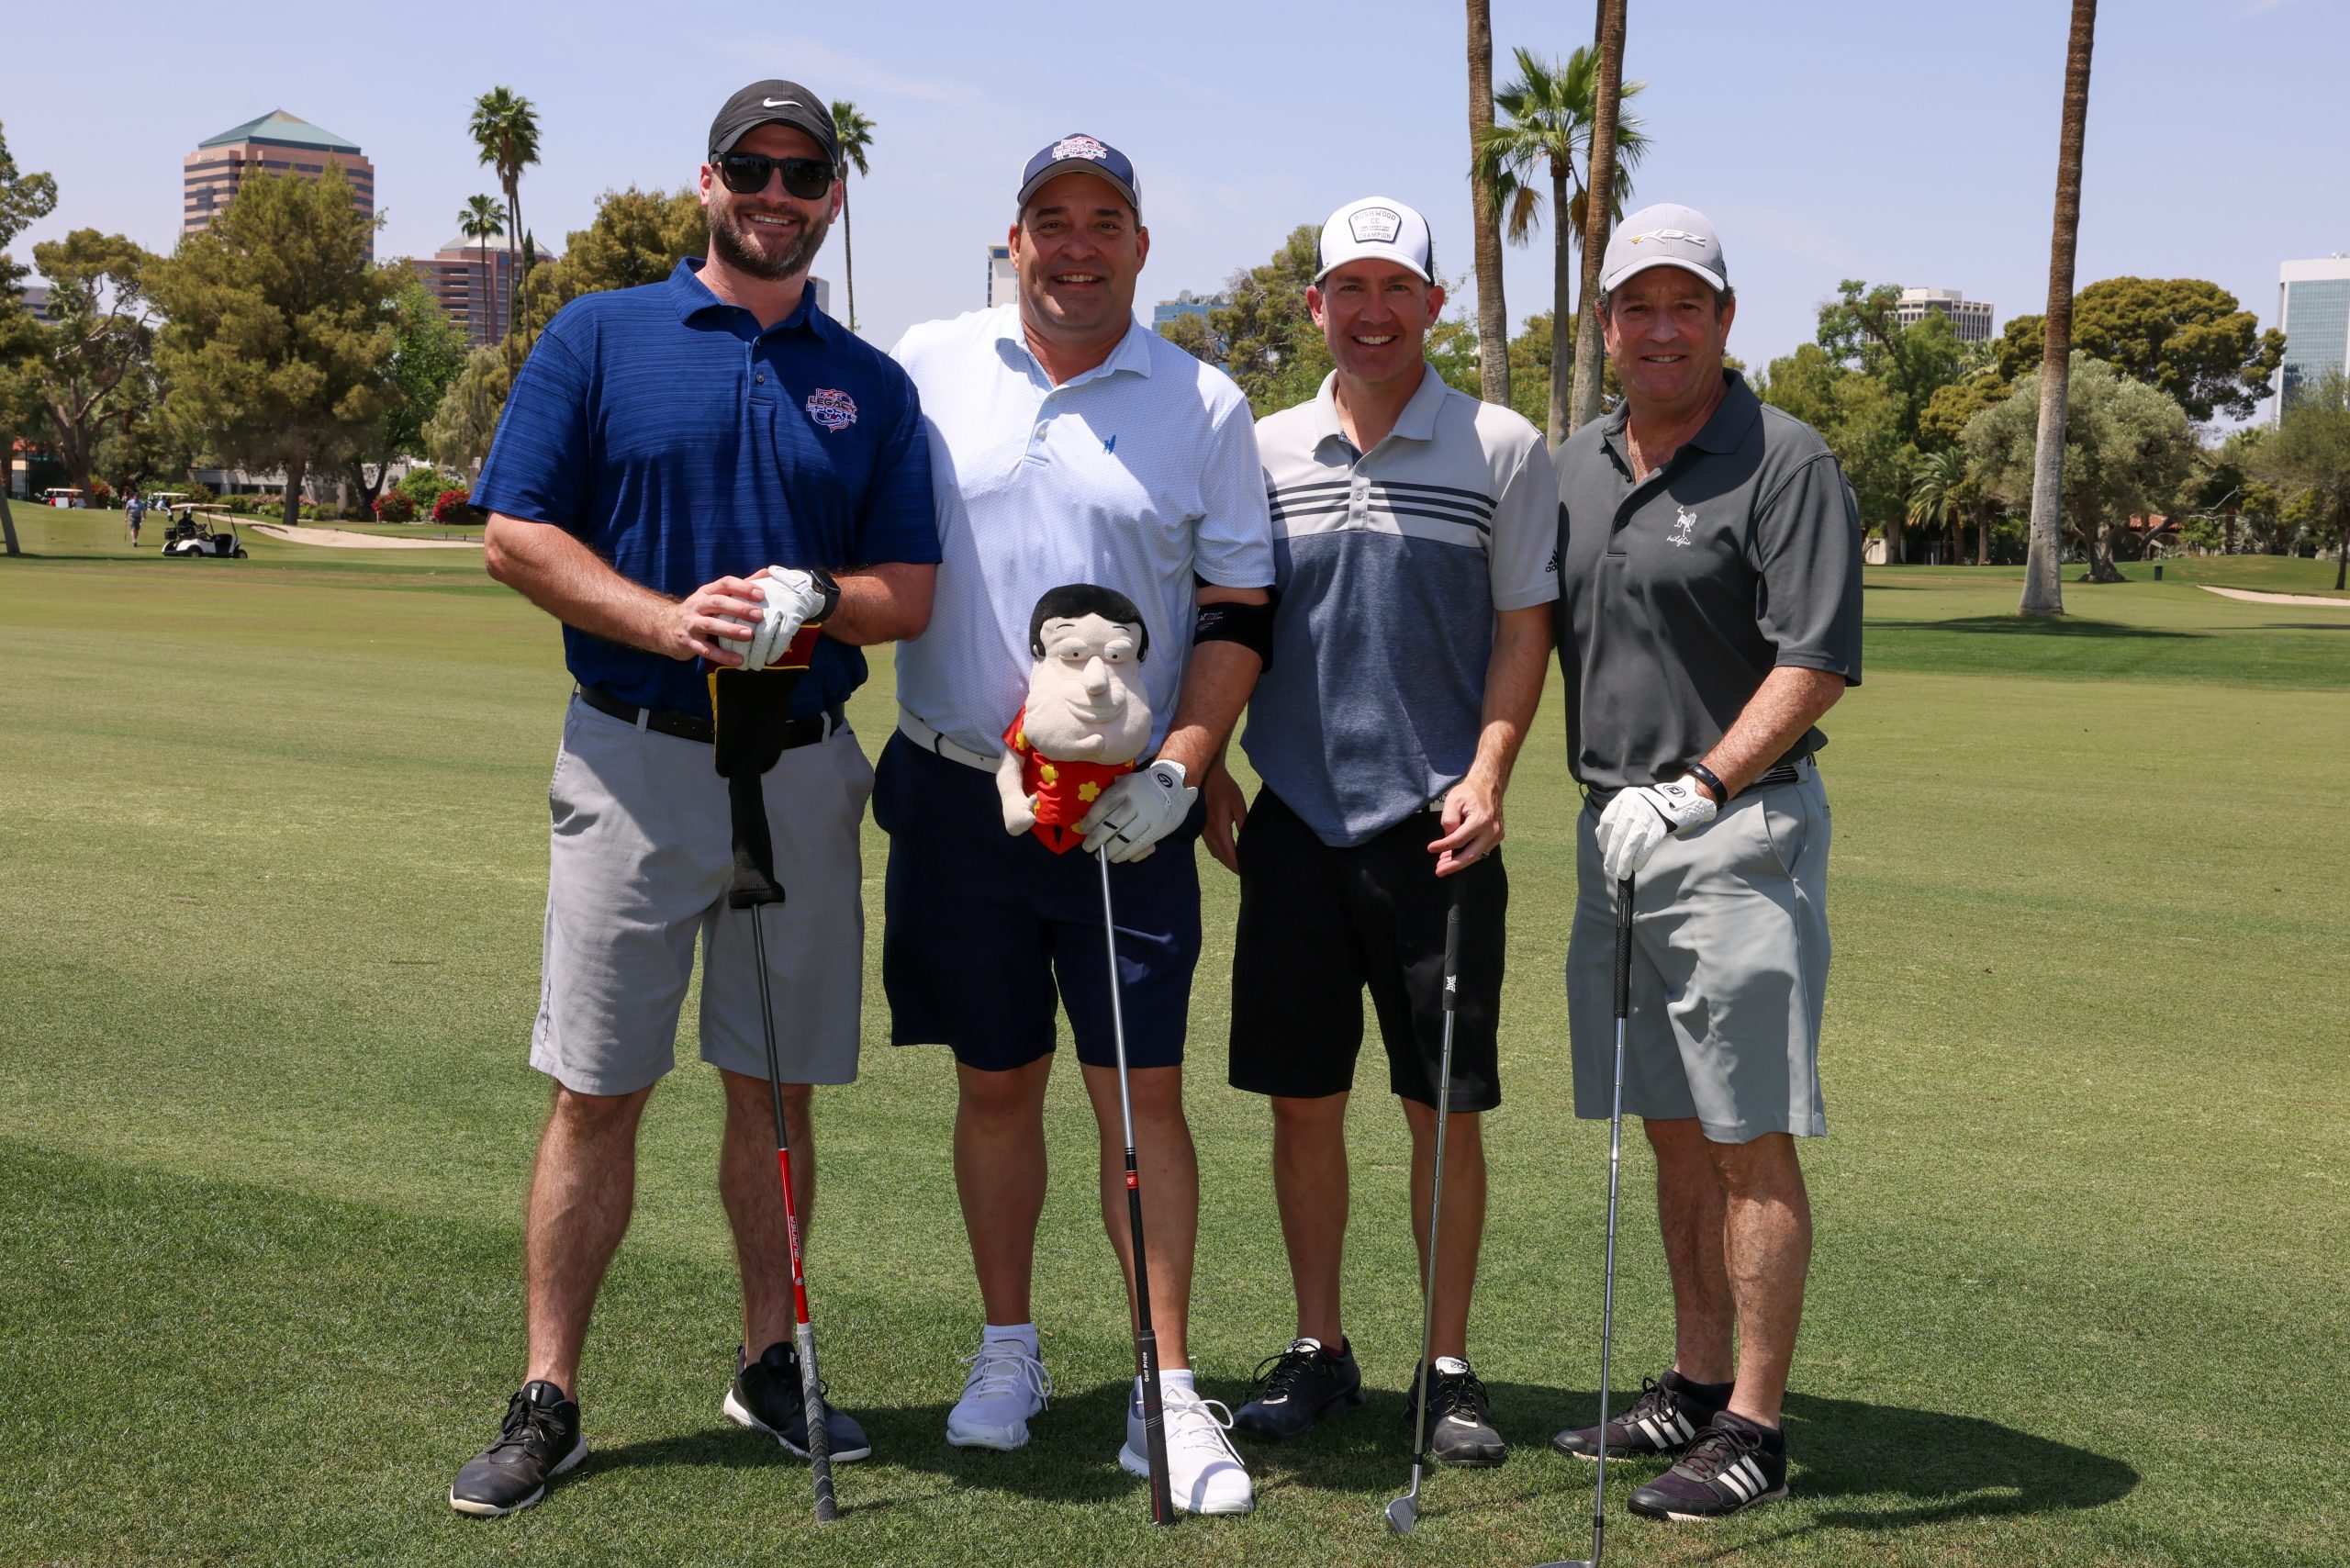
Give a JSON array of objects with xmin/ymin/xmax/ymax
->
[
  {"xmin": 1232, "ymin": 1337, "xmax": 1364, "ymax": 1440},
  {"xmin": 1403, "ymin": 1357, "xmax": 1507, "ymax": 1468},
  {"xmin": 1628, "ymin": 1410, "xmax": 1787, "ymax": 1520},
  {"xmin": 449, "ymin": 1380, "xmax": 588, "ymax": 1518},
  {"xmin": 722, "ymin": 1340, "xmax": 873, "ymax": 1462},
  {"xmin": 1551, "ymin": 1369, "xmax": 1729, "ymax": 1461}
]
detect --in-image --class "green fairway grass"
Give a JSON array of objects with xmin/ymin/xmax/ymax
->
[{"xmin": 3, "ymin": 518, "xmax": 2344, "ymax": 1566}]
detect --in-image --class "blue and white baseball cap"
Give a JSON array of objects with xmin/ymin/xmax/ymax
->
[
  {"xmin": 1016, "ymin": 133, "xmax": 1141, "ymax": 217},
  {"xmin": 1314, "ymin": 196, "xmax": 1434, "ymax": 285},
  {"xmin": 1600, "ymin": 203, "xmax": 1729, "ymax": 294}
]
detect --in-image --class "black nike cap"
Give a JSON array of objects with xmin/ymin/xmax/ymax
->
[{"xmin": 710, "ymin": 79, "xmax": 839, "ymax": 168}]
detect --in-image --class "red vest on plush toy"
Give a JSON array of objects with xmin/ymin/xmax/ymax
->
[{"xmin": 1003, "ymin": 717, "xmax": 1132, "ymax": 854}]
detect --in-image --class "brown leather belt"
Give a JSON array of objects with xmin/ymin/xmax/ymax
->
[{"xmin": 576, "ymin": 683, "xmax": 845, "ymax": 749}]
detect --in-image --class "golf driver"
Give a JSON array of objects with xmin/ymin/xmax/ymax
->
[
  {"xmin": 1386, "ymin": 895, "xmax": 1464, "ymax": 1536},
  {"xmin": 711, "ymin": 649, "xmax": 836, "ymax": 1524},
  {"xmin": 1532, "ymin": 872, "xmax": 1636, "ymax": 1568},
  {"xmin": 1098, "ymin": 847, "xmax": 1175, "ymax": 1525}
]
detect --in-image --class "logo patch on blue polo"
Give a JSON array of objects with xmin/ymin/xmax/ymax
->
[{"xmin": 805, "ymin": 388, "xmax": 858, "ymax": 432}]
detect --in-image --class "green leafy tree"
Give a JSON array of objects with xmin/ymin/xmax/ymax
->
[
  {"xmin": 149, "ymin": 166, "xmax": 398, "ymax": 530},
  {"xmin": 1506, "ymin": 310, "xmax": 1617, "ymax": 429},
  {"xmin": 1964, "ymin": 353, "xmax": 2196, "ymax": 582},
  {"xmin": 469, "ymin": 86, "xmax": 542, "ymax": 379},
  {"xmin": 1998, "ymin": 278, "xmax": 2284, "ymax": 424},
  {"xmin": 830, "ymin": 101, "xmax": 874, "ymax": 330},
  {"xmin": 94, "ymin": 384, "xmax": 190, "ymax": 496},
  {"xmin": 1212, "ymin": 224, "xmax": 1330, "ymax": 419},
  {"xmin": 456, "ymin": 194, "xmax": 504, "ymax": 343},
  {"xmin": 1425, "ymin": 293, "xmax": 1483, "ymax": 398},
  {"xmin": 0, "ymin": 120, "xmax": 60, "ymax": 555},
  {"xmin": 1919, "ymin": 371, "xmax": 2009, "ymax": 452},
  {"xmin": 1757, "ymin": 342, "xmax": 1907, "ymax": 552},
  {"xmin": 1157, "ymin": 311, "xmax": 1220, "ymax": 365},
  {"xmin": 424, "ymin": 343, "xmax": 509, "ymax": 475},
  {"xmin": 528, "ymin": 186, "xmax": 705, "ymax": 319},
  {"xmin": 19, "ymin": 230, "xmax": 159, "ymax": 495},
  {"xmin": 1815, "ymin": 280, "xmax": 1968, "ymax": 448},
  {"xmin": 345, "ymin": 274, "xmax": 469, "ymax": 508},
  {"xmin": 2254, "ymin": 369, "xmax": 2350, "ymax": 588},
  {"xmin": 1474, "ymin": 44, "xmax": 1647, "ymax": 446},
  {"xmin": 1906, "ymin": 447, "xmax": 1973, "ymax": 564}
]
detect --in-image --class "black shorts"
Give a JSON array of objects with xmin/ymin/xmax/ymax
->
[{"xmin": 1227, "ymin": 788, "xmax": 1505, "ymax": 1111}]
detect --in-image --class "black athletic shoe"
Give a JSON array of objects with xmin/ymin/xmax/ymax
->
[
  {"xmin": 449, "ymin": 1380, "xmax": 588, "ymax": 1518},
  {"xmin": 1404, "ymin": 1357, "xmax": 1508, "ymax": 1468},
  {"xmin": 1551, "ymin": 1369, "xmax": 1729, "ymax": 1461},
  {"xmin": 722, "ymin": 1340, "xmax": 873, "ymax": 1462},
  {"xmin": 1232, "ymin": 1337, "xmax": 1364, "ymax": 1441},
  {"xmin": 1628, "ymin": 1410, "xmax": 1788, "ymax": 1521}
]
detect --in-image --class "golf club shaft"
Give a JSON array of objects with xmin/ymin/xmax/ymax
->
[
  {"xmin": 1098, "ymin": 851, "xmax": 1173, "ymax": 1526},
  {"xmin": 1590, "ymin": 874, "xmax": 1637, "ymax": 1565},
  {"xmin": 1407, "ymin": 901, "xmax": 1464, "ymax": 1475},
  {"xmin": 750, "ymin": 902, "xmax": 836, "ymax": 1523}
]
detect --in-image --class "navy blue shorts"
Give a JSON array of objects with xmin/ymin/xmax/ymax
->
[{"xmin": 872, "ymin": 732, "xmax": 1203, "ymax": 1073}]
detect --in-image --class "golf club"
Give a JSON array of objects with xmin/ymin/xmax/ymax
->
[
  {"xmin": 711, "ymin": 650, "xmax": 837, "ymax": 1524},
  {"xmin": 1386, "ymin": 895, "xmax": 1464, "ymax": 1536},
  {"xmin": 1097, "ymin": 846, "xmax": 1175, "ymax": 1526},
  {"xmin": 1531, "ymin": 872, "xmax": 1636, "ymax": 1568}
]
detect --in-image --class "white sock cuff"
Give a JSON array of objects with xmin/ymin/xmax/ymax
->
[{"xmin": 983, "ymin": 1321, "xmax": 1039, "ymax": 1350}]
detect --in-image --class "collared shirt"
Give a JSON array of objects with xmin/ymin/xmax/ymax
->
[
  {"xmin": 1246, "ymin": 367, "xmax": 1559, "ymax": 846},
  {"xmin": 1553, "ymin": 369, "xmax": 1863, "ymax": 793},
  {"xmin": 474, "ymin": 260, "xmax": 938, "ymax": 721},
  {"xmin": 889, "ymin": 305, "xmax": 1274, "ymax": 757}
]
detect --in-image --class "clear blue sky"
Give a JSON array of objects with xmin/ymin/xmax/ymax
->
[{"xmin": 10, "ymin": 0, "xmax": 2344, "ymax": 378}]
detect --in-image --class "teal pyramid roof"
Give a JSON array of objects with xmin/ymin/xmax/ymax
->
[{"xmin": 199, "ymin": 110, "xmax": 361, "ymax": 154}]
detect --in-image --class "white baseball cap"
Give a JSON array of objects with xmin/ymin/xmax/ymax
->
[
  {"xmin": 1314, "ymin": 196, "xmax": 1434, "ymax": 285},
  {"xmin": 1600, "ymin": 203, "xmax": 1729, "ymax": 294}
]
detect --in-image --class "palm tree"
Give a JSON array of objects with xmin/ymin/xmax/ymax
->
[
  {"xmin": 1908, "ymin": 449, "xmax": 1971, "ymax": 566},
  {"xmin": 456, "ymin": 195, "xmax": 504, "ymax": 347},
  {"xmin": 2021, "ymin": 0, "xmax": 2098, "ymax": 617},
  {"xmin": 1465, "ymin": 0, "xmax": 1507, "ymax": 407},
  {"xmin": 1571, "ymin": 0, "xmax": 1629, "ymax": 434},
  {"xmin": 1475, "ymin": 44, "xmax": 1647, "ymax": 447},
  {"xmin": 830, "ymin": 101, "xmax": 875, "ymax": 331},
  {"xmin": 468, "ymin": 87, "xmax": 541, "ymax": 381}
]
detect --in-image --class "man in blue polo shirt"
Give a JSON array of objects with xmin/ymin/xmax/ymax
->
[
  {"xmin": 886, "ymin": 134, "xmax": 1273, "ymax": 1516},
  {"xmin": 445, "ymin": 79, "xmax": 937, "ymax": 1519}
]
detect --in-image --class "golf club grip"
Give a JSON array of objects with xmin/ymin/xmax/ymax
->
[
  {"xmin": 1441, "ymin": 901, "xmax": 1461, "ymax": 1013},
  {"xmin": 1135, "ymin": 1326, "xmax": 1174, "ymax": 1526},
  {"xmin": 797, "ymin": 1322, "xmax": 836, "ymax": 1521},
  {"xmin": 1612, "ymin": 876, "xmax": 1634, "ymax": 1018}
]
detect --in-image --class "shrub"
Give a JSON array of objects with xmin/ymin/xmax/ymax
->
[
  {"xmin": 374, "ymin": 490, "xmax": 418, "ymax": 522},
  {"xmin": 88, "ymin": 478, "xmax": 116, "ymax": 507},
  {"xmin": 394, "ymin": 467, "xmax": 450, "ymax": 513},
  {"xmin": 432, "ymin": 488, "xmax": 476, "ymax": 523}
]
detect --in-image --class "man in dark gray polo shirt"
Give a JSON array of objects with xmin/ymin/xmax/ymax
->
[{"xmin": 1549, "ymin": 204, "xmax": 1862, "ymax": 1523}]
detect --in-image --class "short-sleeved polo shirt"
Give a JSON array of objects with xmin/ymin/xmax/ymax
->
[
  {"xmin": 1246, "ymin": 367, "xmax": 1560, "ymax": 846},
  {"xmin": 474, "ymin": 260, "xmax": 939, "ymax": 722},
  {"xmin": 889, "ymin": 306, "xmax": 1274, "ymax": 757},
  {"xmin": 1553, "ymin": 369, "xmax": 1863, "ymax": 793}
]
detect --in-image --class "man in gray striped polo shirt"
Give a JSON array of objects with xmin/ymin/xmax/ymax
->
[{"xmin": 1201, "ymin": 196, "xmax": 1556, "ymax": 1467}]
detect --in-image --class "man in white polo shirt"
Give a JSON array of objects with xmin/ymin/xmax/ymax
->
[
  {"xmin": 885, "ymin": 133, "xmax": 1273, "ymax": 1516},
  {"xmin": 1201, "ymin": 197, "xmax": 1556, "ymax": 1468}
]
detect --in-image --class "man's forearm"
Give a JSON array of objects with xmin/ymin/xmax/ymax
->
[
  {"xmin": 822, "ymin": 562, "xmax": 934, "ymax": 646},
  {"xmin": 1466, "ymin": 607, "xmax": 1552, "ymax": 792},
  {"xmin": 1156, "ymin": 640, "xmax": 1262, "ymax": 777},
  {"xmin": 1699, "ymin": 665, "xmax": 1847, "ymax": 797},
  {"xmin": 484, "ymin": 513, "xmax": 676, "ymax": 655}
]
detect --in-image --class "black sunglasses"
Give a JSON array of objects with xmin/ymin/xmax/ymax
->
[{"xmin": 712, "ymin": 151, "xmax": 834, "ymax": 200}]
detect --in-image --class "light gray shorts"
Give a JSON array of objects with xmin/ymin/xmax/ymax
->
[
  {"xmin": 1566, "ymin": 767, "xmax": 1831, "ymax": 1143},
  {"xmin": 530, "ymin": 694, "xmax": 873, "ymax": 1097}
]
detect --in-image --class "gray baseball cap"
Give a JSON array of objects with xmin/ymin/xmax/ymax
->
[{"xmin": 1600, "ymin": 203, "xmax": 1728, "ymax": 294}]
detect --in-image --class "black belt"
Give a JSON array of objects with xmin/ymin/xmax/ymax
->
[
  {"xmin": 576, "ymin": 683, "xmax": 845, "ymax": 749},
  {"xmin": 1586, "ymin": 754, "xmax": 1810, "ymax": 810}
]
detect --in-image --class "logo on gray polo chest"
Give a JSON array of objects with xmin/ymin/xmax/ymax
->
[{"xmin": 1668, "ymin": 504, "xmax": 1696, "ymax": 547}]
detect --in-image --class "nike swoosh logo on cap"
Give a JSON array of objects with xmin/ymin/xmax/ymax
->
[{"xmin": 762, "ymin": 97, "xmax": 802, "ymax": 109}]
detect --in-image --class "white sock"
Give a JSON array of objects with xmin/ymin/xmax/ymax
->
[
  {"xmin": 983, "ymin": 1321, "xmax": 1039, "ymax": 1354},
  {"xmin": 1141, "ymin": 1368, "xmax": 1197, "ymax": 1402}
]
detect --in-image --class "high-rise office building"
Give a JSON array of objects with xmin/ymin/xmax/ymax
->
[
  {"xmin": 1893, "ymin": 287, "xmax": 1994, "ymax": 343},
  {"xmin": 2277, "ymin": 256, "xmax": 2350, "ymax": 420},
  {"xmin": 185, "ymin": 110, "xmax": 375, "ymax": 260},
  {"xmin": 987, "ymin": 243, "xmax": 1016, "ymax": 308},
  {"xmin": 411, "ymin": 236, "xmax": 559, "ymax": 347}
]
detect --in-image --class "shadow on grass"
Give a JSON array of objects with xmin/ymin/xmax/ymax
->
[
  {"xmin": 1865, "ymin": 615, "xmax": 2199, "ymax": 641},
  {"xmin": 2259, "ymin": 622, "xmax": 2350, "ymax": 631}
]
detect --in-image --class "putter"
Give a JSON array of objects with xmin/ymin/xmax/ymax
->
[
  {"xmin": 711, "ymin": 643, "xmax": 836, "ymax": 1524},
  {"xmin": 1532, "ymin": 873, "xmax": 1637, "ymax": 1568},
  {"xmin": 1098, "ymin": 847, "xmax": 1176, "ymax": 1526},
  {"xmin": 1386, "ymin": 896, "xmax": 1465, "ymax": 1536}
]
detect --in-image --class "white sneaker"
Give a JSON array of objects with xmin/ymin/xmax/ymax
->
[
  {"xmin": 1121, "ymin": 1380, "xmax": 1254, "ymax": 1516},
  {"xmin": 946, "ymin": 1337, "xmax": 1052, "ymax": 1450}
]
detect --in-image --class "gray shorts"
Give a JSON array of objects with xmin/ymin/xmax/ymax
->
[
  {"xmin": 531, "ymin": 694, "xmax": 872, "ymax": 1096},
  {"xmin": 1566, "ymin": 767, "xmax": 1831, "ymax": 1143}
]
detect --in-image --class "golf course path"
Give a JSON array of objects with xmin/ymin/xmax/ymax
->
[
  {"xmin": 250, "ymin": 523, "xmax": 481, "ymax": 550},
  {"xmin": 2196, "ymin": 583, "xmax": 2349, "ymax": 607}
]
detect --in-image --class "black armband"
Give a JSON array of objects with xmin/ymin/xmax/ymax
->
[
  {"xmin": 1685, "ymin": 760, "xmax": 1729, "ymax": 802},
  {"xmin": 1192, "ymin": 592, "xmax": 1278, "ymax": 670}
]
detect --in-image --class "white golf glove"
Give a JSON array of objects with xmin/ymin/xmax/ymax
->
[
  {"xmin": 1079, "ymin": 759, "xmax": 1197, "ymax": 864},
  {"xmin": 1595, "ymin": 776, "xmax": 1718, "ymax": 880},
  {"xmin": 719, "ymin": 566, "xmax": 837, "ymax": 670}
]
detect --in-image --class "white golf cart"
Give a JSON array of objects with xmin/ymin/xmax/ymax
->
[{"xmin": 161, "ymin": 504, "xmax": 247, "ymax": 558}]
